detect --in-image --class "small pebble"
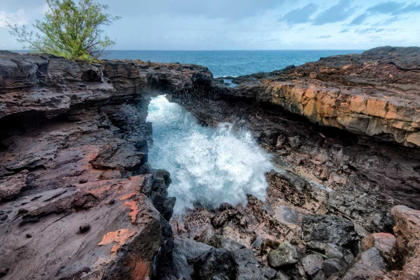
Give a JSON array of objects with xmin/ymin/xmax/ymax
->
[
  {"xmin": 109, "ymin": 199, "xmax": 115, "ymax": 205},
  {"xmin": 26, "ymin": 234, "xmax": 32, "ymax": 238},
  {"xmin": 0, "ymin": 214, "xmax": 7, "ymax": 221},
  {"xmin": 79, "ymin": 223, "xmax": 91, "ymax": 233}
]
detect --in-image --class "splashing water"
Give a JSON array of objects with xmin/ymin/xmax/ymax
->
[{"xmin": 147, "ymin": 95, "xmax": 274, "ymax": 213}]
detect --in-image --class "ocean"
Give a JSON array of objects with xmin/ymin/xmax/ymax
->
[{"xmin": 106, "ymin": 50, "xmax": 364, "ymax": 77}]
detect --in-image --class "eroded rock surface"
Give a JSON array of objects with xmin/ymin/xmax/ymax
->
[
  {"xmin": 217, "ymin": 47, "xmax": 420, "ymax": 147},
  {"xmin": 2, "ymin": 48, "xmax": 420, "ymax": 279},
  {"xmin": 168, "ymin": 47, "xmax": 420, "ymax": 279},
  {"xmin": 0, "ymin": 51, "xmax": 211, "ymax": 279}
]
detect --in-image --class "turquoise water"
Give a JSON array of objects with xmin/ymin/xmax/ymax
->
[{"xmin": 106, "ymin": 50, "xmax": 364, "ymax": 77}]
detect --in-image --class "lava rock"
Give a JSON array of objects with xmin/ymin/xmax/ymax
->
[
  {"xmin": 312, "ymin": 270, "xmax": 326, "ymax": 280},
  {"xmin": 342, "ymin": 248, "xmax": 387, "ymax": 280},
  {"xmin": 306, "ymin": 241, "xmax": 355, "ymax": 265},
  {"xmin": 233, "ymin": 248, "xmax": 264, "ymax": 280},
  {"xmin": 268, "ymin": 242, "xmax": 299, "ymax": 268},
  {"xmin": 370, "ymin": 211, "xmax": 395, "ymax": 232},
  {"xmin": 274, "ymin": 271, "xmax": 290, "ymax": 280},
  {"xmin": 323, "ymin": 243, "xmax": 354, "ymax": 265},
  {"xmin": 361, "ymin": 233, "xmax": 396, "ymax": 263},
  {"xmin": 301, "ymin": 254, "xmax": 324, "ymax": 276},
  {"xmin": 302, "ymin": 215, "xmax": 358, "ymax": 246},
  {"xmin": 322, "ymin": 258, "xmax": 348, "ymax": 278},
  {"xmin": 192, "ymin": 249, "xmax": 237, "ymax": 280},
  {"xmin": 209, "ymin": 235, "xmax": 245, "ymax": 251},
  {"xmin": 391, "ymin": 205, "xmax": 420, "ymax": 280},
  {"xmin": 170, "ymin": 238, "xmax": 214, "ymax": 279},
  {"xmin": 260, "ymin": 267, "xmax": 277, "ymax": 279},
  {"xmin": 274, "ymin": 206, "xmax": 299, "ymax": 225}
]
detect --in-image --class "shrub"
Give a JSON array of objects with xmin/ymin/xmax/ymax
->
[{"xmin": 8, "ymin": 0, "xmax": 120, "ymax": 61}]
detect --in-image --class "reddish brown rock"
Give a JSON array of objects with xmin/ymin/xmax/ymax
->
[
  {"xmin": 361, "ymin": 233, "xmax": 396, "ymax": 262},
  {"xmin": 2, "ymin": 48, "xmax": 420, "ymax": 279},
  {"xmin": 0, "ymin": 51, "xmax": 212, "ymax": 280},
  {"xmin": 342, "ymin": 205, "xmax": 420, "ymax": 280},
  {"xmin": 391, "ymin": 205, "xmax": 420, "ymax": 280}
]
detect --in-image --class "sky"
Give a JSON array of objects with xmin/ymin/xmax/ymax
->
[{"xmin": 0, "ymin": 0, "xmax": 419, "ymax": 50}]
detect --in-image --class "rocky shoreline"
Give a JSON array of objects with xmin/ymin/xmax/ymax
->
[{"xmin": 0, "ymin": 47, "xmax": 419, "ymax": 279}]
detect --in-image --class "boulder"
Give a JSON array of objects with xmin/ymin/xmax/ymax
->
[
  {"xmin": 322, "ymin": 258, "xmax": 348, "ymax": 278},
  {"xmin": 342, "ymin": 248, "xmax": 386, "ymax": 280},
  {"xmin": 233, "ymin": 248, "xmax": 265, "ymax": 280},
  {"xmin": 261, "ymin": 267, "xmax": 277, "ymax": 279},
  {"xmin": 192, "ymin": 249, "xmax": 237, "ymax": 280},
  {"xmin": 301, "ymin": 254, "xmax": 324, "ymax": 276},
  {"xmin": 268, "ymin": 242, "xmax": 299, "ymax": 268},
  {"xmin": 361, "ymin": 233, "xmax": 396, "ymax": 263},
  {"xmin": 302, "ymin": 215, "xmax": 358, "ymax": 246}
]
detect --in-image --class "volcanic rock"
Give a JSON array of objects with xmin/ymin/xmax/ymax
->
[
  {"xmin": 267, "ymin": 242, "xmax": 299, "ymax": 268},
  {"xmin": 2, "ymin": 48, "xmax": 420, "ymax": 279},
  {"xmin": 0, "ymin": 51, "xmax": 212, "ymax": 280},
  {"xmin": 302, "ymin": 215, "xmax": 358, "ymax": 246},
  {"xmin": 301, "ymin": 254, "xmax": 324, "ymax": 276},
  {"xmin": 391, "ymin": 205, "xmax": 420, "ymax": 280}
]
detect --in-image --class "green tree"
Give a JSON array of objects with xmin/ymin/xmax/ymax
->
[{"xmin": 8, "ymin": 0, "xmax": 120, "ymax": 61}]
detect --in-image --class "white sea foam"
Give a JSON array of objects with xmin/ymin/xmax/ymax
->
[{"xmin": 147, "ymin": 95, "xmax": 274, "ymax": 213}]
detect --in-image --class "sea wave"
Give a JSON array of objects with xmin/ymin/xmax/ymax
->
[{"xmin": 147, "ymin": 95, "xmax": 274, "ymax": 213}]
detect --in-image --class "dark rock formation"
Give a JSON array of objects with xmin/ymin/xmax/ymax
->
[
  {"xmin": 171, "ymin": 47, "xmax": 420, "ymax": 219},
  {"xmin": 1, "ymin": 47, "xmax": 420, "ymax": 279},
  {"xmin": 168, "ymin": 47, "xmax": 420, "ymax": 279},
  {"xmin": 302, "ymin": 215, "xmax": 358, "ymax": 247},
  {"xmin": 0, "ymin": 51, "xmax": 211, "ymax": 280},
  {"xmin": 267, "ymin": 242, "xmax": 299, "ymax": 268}
]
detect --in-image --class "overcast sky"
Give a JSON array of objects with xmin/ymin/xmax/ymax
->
[{"xmin": 1, "ymin": 0, "xmax": 419, "ymax": 50}]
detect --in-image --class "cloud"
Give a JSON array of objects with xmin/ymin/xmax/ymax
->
[
  {"xmin": 312, "ymin": 0, "xmax": 356, "ymax": 25},
  {"xmin": 102, "ymin": 0, "xmax": 283, "ymax": 20},
  {"xmin": 279, "ymin": 3, "xmax": 318, "ymax": 25},
  {"xmin": 0, "ymin": 9, "xmax": 27, "ymax": 28},
  {"xmin": 316, "ymin": 35, "xmax": 332, "ymax": 38},
  {"xmin": 366, "ymin": 1, "xmax": 401, "ymax": 14},
  {"xmin": 340, "ymin": 28, "xmax": 350, "ymax": 33},
  {"xmin": 350, "ymin": 13, "xmax": 369, "ymax": 25},
  {"xmin": 392, "ymin": 3, "xmax": 420, "ymax": 15},
  {"xmin": 350, "ymin": 1, "xmax": 420, "ymax": 26},
  {"xmin": 372, "ymin": 16, "xmax": 402, "ymax": 26},
  {"xmin": 356, "ymin": 27, "xmax": 385, "ymax": 34}
]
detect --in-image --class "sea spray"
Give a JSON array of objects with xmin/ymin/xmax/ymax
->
[{"xmin": 147, "ymin": 95, "xmax": 274, "ymax": 213}]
